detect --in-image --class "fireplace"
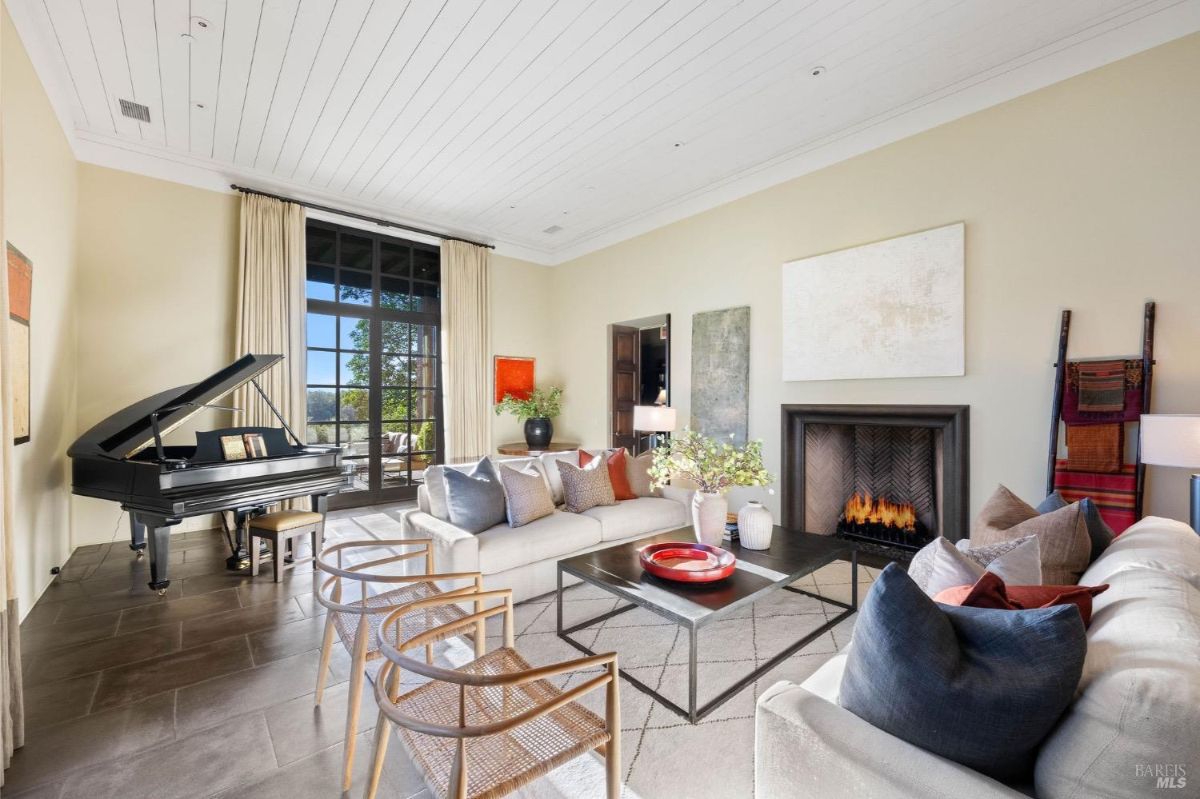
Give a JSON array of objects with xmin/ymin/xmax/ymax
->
[{"xmin": 781, "ymin": 405, "xmax": 969, "ymax": 554}]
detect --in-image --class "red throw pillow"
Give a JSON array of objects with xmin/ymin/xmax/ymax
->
[
  {"xmin": 934, "ymin": 572, "xmax": 1109, "ymax": 626},
  {"xmin": 579, "ymin": 448, "xmax": 637, "ymax": 501}
]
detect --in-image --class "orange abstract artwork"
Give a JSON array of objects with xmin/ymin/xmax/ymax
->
[
  {"xmin": 7, "ymin": 243, "xmax": 31, "ymax": 445},
  {"xmin": 494, "ymin": 356, "xmax": 535, "ymax": 403}
]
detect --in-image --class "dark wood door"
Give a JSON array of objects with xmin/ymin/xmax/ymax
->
[{"xmin": 611, "ymin": 325, "xmax": 640, "ymax": 451}]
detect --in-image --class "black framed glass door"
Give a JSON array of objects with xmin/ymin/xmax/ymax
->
[{"xmin": 304, "ymin": 220, "xmax": 443, "ymax": 508}]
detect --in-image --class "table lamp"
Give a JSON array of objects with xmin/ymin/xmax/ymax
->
[
  {"xmin": 633, "ymin": 405, "xmax": 677, "ymax": 451},
  {"xmin": 1140, "ymin": 414, "xmax": 1200, "ymax": 532}
]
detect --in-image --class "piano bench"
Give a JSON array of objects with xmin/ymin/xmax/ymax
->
[{"xmin": 249, "ymin": 510, "xmax": 325, "ymax": 583}]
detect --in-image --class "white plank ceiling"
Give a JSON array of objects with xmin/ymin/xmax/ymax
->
[{"xmin": 10, "ymin": 0, "xmax": 1200, "ymax": 263}]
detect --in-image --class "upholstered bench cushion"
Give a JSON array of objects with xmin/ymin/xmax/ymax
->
[{"xmin": 250, "ymin": 510, "xmax": 323, "ymax": 532}]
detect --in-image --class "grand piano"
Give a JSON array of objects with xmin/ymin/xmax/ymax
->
[{"xmin": 69, "ymin": 354, "xmax": 348, "ymax": 593}]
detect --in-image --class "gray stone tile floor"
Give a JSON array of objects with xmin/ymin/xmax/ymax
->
[{"xmin": 7, "ymin": 506, "xmax": 874, "ymax": 799}]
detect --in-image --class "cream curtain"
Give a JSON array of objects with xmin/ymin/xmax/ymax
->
[
  {"xmin": 441, "ymin": 241, "xmax": 491, "ymax": 463},
  {"xmin": 232, "ymin": 193, "xmax": 307, "ymax": 461},
  {"xmin": 0, "ymin": 15, "xmax": 24, "ymax": 778}
]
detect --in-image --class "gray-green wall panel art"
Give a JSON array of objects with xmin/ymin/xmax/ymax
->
[{"xmin": 690, "ymin": 306, "xmax": 750, "ymax": 445}]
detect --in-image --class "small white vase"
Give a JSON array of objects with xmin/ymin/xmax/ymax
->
[
  {"xmin": 738, "ymin": 501, "xmax": 774, "ymax": 550},
  {"xmin": 691, "ymin": 491, "xmax": 728, "ymax": 547}
]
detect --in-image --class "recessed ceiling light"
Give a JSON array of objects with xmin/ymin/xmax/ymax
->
[
  {"xmin": 673, "ymin": 142, "xmax": 685, "ymax": 148},
  {"xmin": 195, "ymin": 103, "xmax": 205, "ymax": 109},
  {"xmin": 194, "ymin": 18, "xmax": 209, "ymax": 28},
  {"xmin": 810, "ymin": 65, "xmax": 826, "ymax": 77}
]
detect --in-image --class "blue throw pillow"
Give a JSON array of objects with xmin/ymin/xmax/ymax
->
[
  {"xmin": 442, "ymin": 459, "xmax": 507, "ymax": 534},
  {"xmin": 1038, "ymin": 491, "xmax": 1114, "ymax": 562},
  {"xmin": 840, "ymin": 563, "xmax": 1086, "ymax": 782}
]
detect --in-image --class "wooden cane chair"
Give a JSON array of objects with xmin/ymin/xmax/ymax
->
[
  {"xmin": 315, "ymin": 539, "xmax": 488, "ymax": 793},
  {"xmin": 362, "ymin": 589, "xmax": 622, "ymax": 799}
]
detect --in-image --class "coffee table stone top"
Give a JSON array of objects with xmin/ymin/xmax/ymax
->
[{"xmin": 557, "ymin": 526, "xmax": 854, "ymax": 626}]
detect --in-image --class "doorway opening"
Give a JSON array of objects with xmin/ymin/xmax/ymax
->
[{"xmin": 609, "ymin": 314, "xmax": 671, "ymax": 454}]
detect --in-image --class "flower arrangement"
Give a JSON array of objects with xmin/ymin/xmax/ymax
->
[
  {"xmin": 648, "ymin": 428, "xmax": 773, "ymax": 494},
  {"xmin": 494, "ymin": 386, "xmax": 564, "ymax": 422}
]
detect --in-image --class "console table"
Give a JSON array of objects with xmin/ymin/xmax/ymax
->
[{"xmin": 496, "ymin": 441, "xmax": 580, "ymax": 456}]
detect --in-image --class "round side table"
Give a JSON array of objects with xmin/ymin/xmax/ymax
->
[{"xmin": 496, "ymin": 441, "xmax": 581, "ymax": 456}]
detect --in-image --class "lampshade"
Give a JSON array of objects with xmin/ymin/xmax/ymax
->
[
  {"xmin": 633, "ymin": 405, "xmax": 677, "ymax": 433},
  {"xmin": 1140, "ymin": 414, "xmax": 1200, "ymax": 468}
]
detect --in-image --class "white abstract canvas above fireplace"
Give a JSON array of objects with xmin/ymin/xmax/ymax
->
[{"xmin": 781, "ymin": 222, "xmax": 965, "ymax": 381}]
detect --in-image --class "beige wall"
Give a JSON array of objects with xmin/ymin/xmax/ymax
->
[
  {"xmin": 548, "ymin": 33, "xmax": 1200, "ymax": 527},
  {"xmin": 72, "ymin": 165, "xmax": 240, "ymax": 545},
  {"xmin": 2, "ymin": 7, "xmax": 79, "ymax": 616},
  {"xmin": 490, "ymin": 254, "xmax": 557, "ymax": 448}
]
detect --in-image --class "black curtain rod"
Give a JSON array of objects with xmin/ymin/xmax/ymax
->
[{"xmin": 230, "ymin": 184, "xmax": 495, "ymax": 250}]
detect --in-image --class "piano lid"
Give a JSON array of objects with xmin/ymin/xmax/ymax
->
[{"xmin": 68, "ymin": 354, "xmax": 284, "ymax": 460}]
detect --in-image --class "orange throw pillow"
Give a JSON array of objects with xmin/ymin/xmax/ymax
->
[
  {"xmin": 579, "ymin": 449, "xmax": 637, "ymax": 501},
  {"xmin": 934, "ymin": 571, "xmax": 1109, "ymax": 626}
]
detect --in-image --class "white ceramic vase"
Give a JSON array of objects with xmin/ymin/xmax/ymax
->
[
  {"xmin": 737, "ymin": 501, "xmax": 774, "ymax": 550},
  {"xmin": 691, "ymin": 491, "xmax": 728, "ymax": 547}
]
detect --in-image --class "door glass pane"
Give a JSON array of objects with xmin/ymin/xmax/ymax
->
[
  {"xmin": 411, "ymin": 390, "xmax": 437, "ymax": 421},
  {"xmin": 307, "ymin": 422, "xmax": 335, "ymax": 445},
  {"xmin": 412, "ymin": 281, "xmax": 439, "ymax": 312},
  {"xmin": 411, "ymin": 419, "xmax": 436, "ymax": 453},
  {"xmin": 413, "ymin": 245, "xmax": 439, "ymax": 281},
  {"xmin": 381, "ymin": 388, "xmax": 409, "ymax": 422},
  {"xmin": 339, "ymin": 316, "xmax": 370, "ymax": 351},
  {"xmin": 381, "ymin": 277, "xmax": 415, "ymax": 311},
  {"xmin": 307, "ymin": 227, "xmax": 336, "ymax": 263},
  {"xmin": 340, "ymin": 234, "xmax": 372, "ymax": 271},
  {"xmin": 382, "ymin": 320, "xmax": 412, "ymax": 352},
  {"xmin": 343, "ymin": 456, "xmax": 369, "ymax": 492},
  {"xmin": 339, "ymin": 423, "xmax": 370, "ymax": 447},
  {"xmin": 306, "ymin": 265, "xmax": 335, "ymax": 300},
  {"xmin": 411, "ymin": 357, "xmax": 437, "ymax": 387},
  {"xmin": 339, "ymin": 353, "xmax": 368, "ymax": 386},
  {"xmin": 409, "ymin": 324, "xmax": 437, "ymax": 356},
  {"xmin": 382, "ymin": 355, "xmax": 410, "ymax": 387},
  {"xmin": 306, "ymin": 389, "xmax": 336, "ymax": 422},
  {"xmin": 307, "ymin": 312, "xmax": 335, "ymax": 348},
  {"xmin": 307, "ymin": 350, "xmax": 336, "ymax": 384},
  {"xmin": 339, "ymin": 269, "xmax": 372, "ymax": 305},
  {"xmin": 339, "ymin": 388, "xmax": 370, "ymax": 422},
  {"xmin": 380, "ymin": 242, "xmax": 410, "ymax": 276}
]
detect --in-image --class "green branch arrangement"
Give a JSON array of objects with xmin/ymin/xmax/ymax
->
[
  {"xmin": 648, "ymin": 428, "xmax": 773, "ymax": 494},
  {"xmin": 494, "ymin": 386, "xmax": 564, "ymax": 422}
]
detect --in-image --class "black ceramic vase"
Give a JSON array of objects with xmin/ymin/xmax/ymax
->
[{"xmin": 524, "ymin": 417, "xmax": 553, "ymax": 449}]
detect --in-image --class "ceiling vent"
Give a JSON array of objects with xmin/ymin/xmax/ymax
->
[
  {"xmin": 542, "ymin": 225, "xmax": 563, "ymax": 235},
  {"xmin": 119, "ymin": 99, "xmax": 151, "ymax": 123}
]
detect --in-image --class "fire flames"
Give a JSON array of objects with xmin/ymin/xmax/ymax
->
[{"xmin": 840, "ymin": 491, "xmax": 917, "ymax": 533}]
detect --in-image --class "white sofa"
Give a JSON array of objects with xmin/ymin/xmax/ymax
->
[
  {"xmin": 403, "ymin": 454, "xmax": 692, "ymax": 603},
  {"xmin": 755, "ymin": 516, "xmax": 1200, "ymax": 799}
]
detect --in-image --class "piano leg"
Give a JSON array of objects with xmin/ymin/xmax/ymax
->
[
  {"xmin": 128, "ymin": 514, "xmax": 147, "ymax": 558},
  {"xmin": 139, "ymin": 513, "xmax": 178, "ymax": 594}
]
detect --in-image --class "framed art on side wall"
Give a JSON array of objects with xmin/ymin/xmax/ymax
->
[{"xmin": 7, "ymin": 243, "xmax": 31, "ymax": 445}]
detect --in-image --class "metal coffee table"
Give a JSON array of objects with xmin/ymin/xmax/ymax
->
[{"xmin": 556, "ymin": 527, "xmax": 857, "ymax": 723}]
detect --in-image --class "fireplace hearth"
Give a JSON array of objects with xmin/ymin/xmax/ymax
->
[{"xmin": 782, "ymin": 404, "xmax": 969, "ymax": 556}]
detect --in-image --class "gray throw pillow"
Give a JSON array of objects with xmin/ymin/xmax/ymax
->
[
  {"xmin": 557, "ymin": 457, "xmax": 617, "ymax": 514},
  {"xmin": 908, "ymin": 536, "xmax": 1041, "ymax": 596},
  {"xmin": 442, "ymin": 459, "xmax": 506, "ymax": 534},
  {"xmin": 497, "ymin": 463, "xmax": 555, "ymax": 527},
  {"xmin": 1037, "ymin": 491, "xmax": 1114, "ymax": 563},
  {"xmin": 840, "ymin": 563, "xmax": 1087, "ymax": 782}
]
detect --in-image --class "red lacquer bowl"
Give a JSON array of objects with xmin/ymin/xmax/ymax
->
[{"xmin": 639, "ymin": 542, "xmax": 736, "ymax": 583}]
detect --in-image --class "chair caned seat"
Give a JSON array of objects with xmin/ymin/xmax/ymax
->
[
  {"xmin": 250, "ymin": 509, "xmax": 324, "ymax": 532},
  {"xmin": 393, "ymin": 647, "xmax": 611, "ymax": 799},
  {"xmin": 330, "ymin": 581, "xmax": 469, "ymax": 658}
]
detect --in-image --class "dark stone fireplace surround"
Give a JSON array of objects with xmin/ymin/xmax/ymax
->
[{"xmin": 781, "ymin": 404, "xmax": 971, "ymax": 545}]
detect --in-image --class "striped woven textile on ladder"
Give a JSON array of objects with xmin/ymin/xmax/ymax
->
[{"xmin": 1053, "ymin": 460, "xmax": 1137, "ymax": 534}]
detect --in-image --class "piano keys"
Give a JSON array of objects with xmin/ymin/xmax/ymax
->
[{"xmin": 68, "ymin": 354, "xmax": 348, "ymax": 593}]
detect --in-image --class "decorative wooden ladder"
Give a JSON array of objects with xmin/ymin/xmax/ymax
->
[{"xmin": 1045, "ymin": 301, "xmax": 1155, "ymax": 530}]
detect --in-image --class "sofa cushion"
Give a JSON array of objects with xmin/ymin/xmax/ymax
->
[
  {"xmin": 1034, "ymin": 517, "xmax": 1200, "ymax": 799},
  {"xmin": 497, "ymin": 463, "xmax": 554, "ymax": 528},
  {"xmin": 972, "ymin": 485, "xmax": 1090, "ymax": 584},
  {"xmin": 907, "ymin": 536, "xmax": 1041, "ymax": 597},
  {"xmin": 840, "ymin": 563, "xmax": 1087, "ymax": 783},
  {"xmin": 558, "ymin": 457, "xmax": 617, "ymax": 513},
  {"xmin": 933, "ymin": 572, "xmax": 1110, "ymax": 626},
  {"xmin": 1037, "ymin": 491, "xmax": 1114, "ymax": 562},
  {"xmin": 626, "ymin": 449, "xmax": 662, "ymax": 498},
  {"xmin": 474, "ymin": 511, "xmax": 602, "ymax": 575},
  {"xmin": 539, "ymin": 451, "xmax": 578, "ymax": 505},
  {"xmin": 582, "ymin": 497, "xmax": 688, "ymax": 542},
  {"xmin": 581, "ymin": 448, "xmax": 637, "ymax": 500},
  {"xmin": 442, "ymin": 459, "xmax": 507, "ymax": 534}
]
